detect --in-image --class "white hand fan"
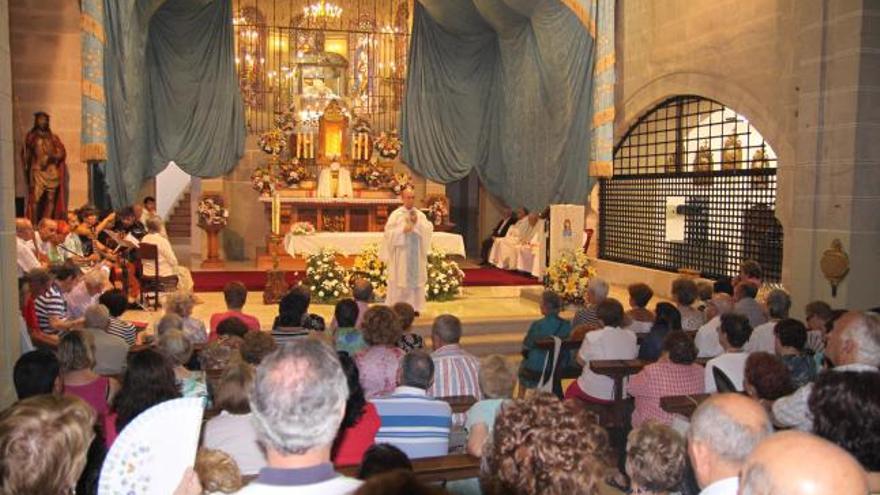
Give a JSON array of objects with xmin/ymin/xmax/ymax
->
[{"xmin": 99, "ymin": 397, "xmax": 204, "ymax": 495}]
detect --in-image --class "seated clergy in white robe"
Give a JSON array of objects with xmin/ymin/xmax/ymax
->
[
  {"xmin": 491, "ymin": 212, "xmax": 540, "ymax": 270},
  {"xmin": 380, "ymin": 189, "xmax": 433, "ymax": 312},
  {"xmin": 316, "ymin": 161, "xmax": 354, "ymax": 198},
  {"xmin": 516, "ymin": 214, "xmax": 545, "ymax": 277}
]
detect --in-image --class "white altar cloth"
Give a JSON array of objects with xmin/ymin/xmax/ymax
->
[{"xmin": 283, "ymin": 231, "xmax": 466, "ymax": 257}]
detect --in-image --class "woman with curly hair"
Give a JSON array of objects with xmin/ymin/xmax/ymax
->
[
  {"xmin": 481, "ymin": 393, "xmax": 613, "ymax": 495},
  {"xmin": 625, "ymin": 422, "xmax": 687, "ymax": 495},
  {"xmin": 356, "ymin": 305, "xmax": 405, "ymax": 399},
  {"xmin": 0, "ymin": 395, "xmax": 96, "ymax": 495},
  {"xmin": 333, "ymin": 352, "xmax": 381, "ymax": 467},
  {"xmin": 809, "ymin": 370, "xmax": 880, "ymax": 492},
  {"xmin": 106, "ymin": 348, "xmax": 180, "ymax": 446}
]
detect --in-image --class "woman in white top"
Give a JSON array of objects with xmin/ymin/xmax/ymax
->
[{"xmin": 203, "ymin": 361, "xmax": 267, "ymax": 475}]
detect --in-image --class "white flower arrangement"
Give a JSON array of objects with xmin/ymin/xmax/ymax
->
[
  {"xmin": 351, "ymin": 244, "xmax": 388, "ymax": 299},
  {"xmin": 304, "ymin": 248, "xmax": 349, "ymax": 303},
  {"xmin": 290, "ymin": 221, "xmax": 316, "ymax": 236},
  {"xmin": 426, "ymin": 246, "xmax": 464, "ymax": 301},
  {"xmin": 544, "ymin": 249, "xmax": 597, "ymax": 305},
  {"xmin": 196, "ymin": 196, "xmax": 229, "ymax": 229}
]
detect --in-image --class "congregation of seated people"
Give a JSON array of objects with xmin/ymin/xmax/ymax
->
[{"xmin": 4, "ymin": 258, "xmax": 880, "ymax": 495}]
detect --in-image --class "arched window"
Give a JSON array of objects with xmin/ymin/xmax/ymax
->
[{"xmin": 600, "ymin": 96, "xmax": 782, "ymax": 281}]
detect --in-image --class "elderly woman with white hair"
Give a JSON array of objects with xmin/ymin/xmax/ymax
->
[
  {"xmin": 140, "ymin": 216, "xmax": 194, "ymax": 292},
  {"xmin": 163, "ymin": 290, "xmax": 207, "ymax": 344},
  {"xmin": 82, "ymin": 304, "xmax": 129, "ymax": 375},
  {"xmin": 571, "ymin": 278, "xmax": 609, "ymax": 335},
  {"xmin": 158, "ymin": 329, "xmax": 208, "ymax": 401},
  {"xmin": 64, "ymin": 267, "xmax": 108, "ymax": 319}
]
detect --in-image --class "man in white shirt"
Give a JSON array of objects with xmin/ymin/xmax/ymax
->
[
  {"xmin": 745, "ymin": 289, "xmax": 790, "ymax": 354},
  {"xmin": 688, "ymin": 393, "xmax": 772, "ymax": 495},
  {"xmin": 740, "ymin": 431, "xmax": 869, "ymax": 495},
  {"xmin": 564, "ymin": 298, "xmax": 638, "ymax": 403},
  {"xmin": 235, "ymin": 340, "xmax": 360, "ymax": 494},
  {"xmin": 16, "ymin": 219, "xmax": 43, "ymax": 277},
  {"xmin": 695, "ymin": 293, "xmax": 733, "ymax": 358},
  {"xmin": 772, "ymin": 311, "xmax": 880, "ymax": 431},
  {"xmin": 705, "ymin": 313, "xmax": 752, "ymax": 393}
]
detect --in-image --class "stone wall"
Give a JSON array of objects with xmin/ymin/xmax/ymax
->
[
  {"xmin": 10, "ymin": 0, "xmax": 86, "ymax": 208},
  {"xmin": 615, "ymin": 0, "xmax": 879, "ymax": 312}
]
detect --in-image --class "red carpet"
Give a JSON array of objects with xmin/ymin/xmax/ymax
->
[{"xmin": 192, "ymin": 267, "xmax": 541, "ymax": 292}]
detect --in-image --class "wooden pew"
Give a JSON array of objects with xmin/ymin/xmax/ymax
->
[
  {"xmin": 660, "ymin": 393, "xmax": 710, "ymax": 419},
  {"xmin": 439, "ymin": 395, "xmax": 477, "ymax": 414},
  {"xmin": 337, "ymin": 453, "xmax": 481, "ymax": 483}
]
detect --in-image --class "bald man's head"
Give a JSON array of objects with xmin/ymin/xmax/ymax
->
[
  {"xmin": 740, "ymin": 431, "xmax": 868, "ymax": 495},
  {"xmin": 15, "ymin": 218, "xmax": 34, "ymax": 240},
  {"xmin": 688, "ymin": 394, "xmax": 772, "ymax": 489}
]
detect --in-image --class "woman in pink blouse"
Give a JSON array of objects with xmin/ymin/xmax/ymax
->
[
  {"xmin": 628, "ymin": 331, "xmax": 704, "ymax": 428},
  {"xmin": 355, "ymin": 306, "xmax": 405, "ymax": 399}
]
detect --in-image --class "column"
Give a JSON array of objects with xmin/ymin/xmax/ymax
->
[
  {"xmin": 787, "ymin": 0, "xmax": 880, "ymax": 310},
  {"xmin": 0, "ymin": 0, "xmax": 22, "ymax": 407}
]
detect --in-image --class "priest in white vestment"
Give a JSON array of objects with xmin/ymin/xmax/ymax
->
[
  {"xmin": 516, "ymin": 213, "xmax": 545, "ymax": 277},
  {"xmin": 380, "ymin": 188, "xmax": 433, "ymax": 312}
]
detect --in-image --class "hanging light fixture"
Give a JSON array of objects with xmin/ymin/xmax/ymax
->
[{"xmin": 303, "ymin": 0, "xmax": 343, "ymax": 23}]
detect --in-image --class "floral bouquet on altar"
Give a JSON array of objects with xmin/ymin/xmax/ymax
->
[
  {"xmin": 545, "ymin": 249, "xmax": 597, "ymax": 305},
  {"xmin": 423, "ymin": 194, "xmax": 449, "ymax": 227},
  {"xmin": 351, "ymin": 244, "xmax": 388, "ymax": 299},
  {"xmin": 258, "ymin": 128, "xmax": 287, "ymax": 156},
  {"xmin": 354, "ymin": 164, "xmax": 389, "ymax": 189},
  {"xmin": 374, "ymin": 130, "xmax": 402, "ymax": 160},
  {"xmin": 277, "ymin": 159, "xmax": 310, "ymax": 187},
  {"xmin": 290, "ymin": 221, "xmax": 316, "ymax": 236},
  {"xmin": 197, "ymin": 196, "xmax": 229, "ymax": 230},
  {"xmin": 387, "ymin": 172, "xmax": 413, "ymax": 196},
  {"xmin": 250, "ymin": 167, "xmax": 277, "ymax": 197},
  {"xmin": 426, "ymin": 247, "xmax": 465, "ymax": 301},
  {"xmin": 304, "ymin": 248, "xmax": 350, "ymax": 303}
]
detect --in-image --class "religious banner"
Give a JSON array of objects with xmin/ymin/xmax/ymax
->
[
  {"xmin": 549, "ymin": 204, "xmax": 585, "ymax": 267},
  {"xmin": 80, "ymin": 0, "xmax": 107, "ymax": 162}
]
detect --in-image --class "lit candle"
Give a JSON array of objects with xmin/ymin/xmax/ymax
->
[
  {"xmin": 295, "ymin": 134, "xmax": 301, "ymax": 159},
  {"xmin": 351, "ymin": 134, "xmax": 356, "ymax": 160}
]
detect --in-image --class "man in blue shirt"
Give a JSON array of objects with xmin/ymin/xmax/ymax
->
[{"xmin": 372, "ymin": 350, "xmax": 452, "ymax": 459}]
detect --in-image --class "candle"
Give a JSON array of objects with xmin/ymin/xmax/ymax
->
[
  {"xmin": 307, "ymin": 134, "xmax": 313, "ymax": 159},
  {"xmin": 296, "ymin": 134, "xmax": 302, "ymax": 159},
  {"xmin": 351, "ymin": 134, "xmax": 356, "ymax": 160}
]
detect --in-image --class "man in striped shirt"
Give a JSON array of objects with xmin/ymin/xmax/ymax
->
[
  {"xmin": 29, "ymin": 265, "xmax": 83, "ymax": 337},
  {"xmin": 427, "ymin": 314, "xmax": 481, "ymax": 426},
  {"xmin": 372, "ymin": 350, "xmax": 452, "ymax": 459}
]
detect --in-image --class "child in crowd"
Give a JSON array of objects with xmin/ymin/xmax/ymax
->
[{"xmin": 334, "ymin": 299, "xmax": 367, "ymax": 355}]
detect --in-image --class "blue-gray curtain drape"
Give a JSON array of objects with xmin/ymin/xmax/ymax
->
[
  {"xmin": 401, "ymin": 0, "xmax": 595, "ymax": 211},
  {"xmin": 103, "ymin": 0, "xmax": 245, "ymax": 207}
]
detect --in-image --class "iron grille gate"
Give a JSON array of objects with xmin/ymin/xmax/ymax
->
[{"xmin": 599, "ymin": 96, "xmax": 782, "ymax": 282}]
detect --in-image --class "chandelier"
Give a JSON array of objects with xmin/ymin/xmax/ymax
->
[{"xmin": 303, "ymin": 0, "xmax": 343, "ymax": 22}]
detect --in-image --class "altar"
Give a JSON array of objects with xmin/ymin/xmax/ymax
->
[
  {"xmin": 283, "ymin": 231, "xmax": 466, "ymax": 257},
  {"xmin": 260, "ymin": 195, "xmax": 402, "ymax": 233}
]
